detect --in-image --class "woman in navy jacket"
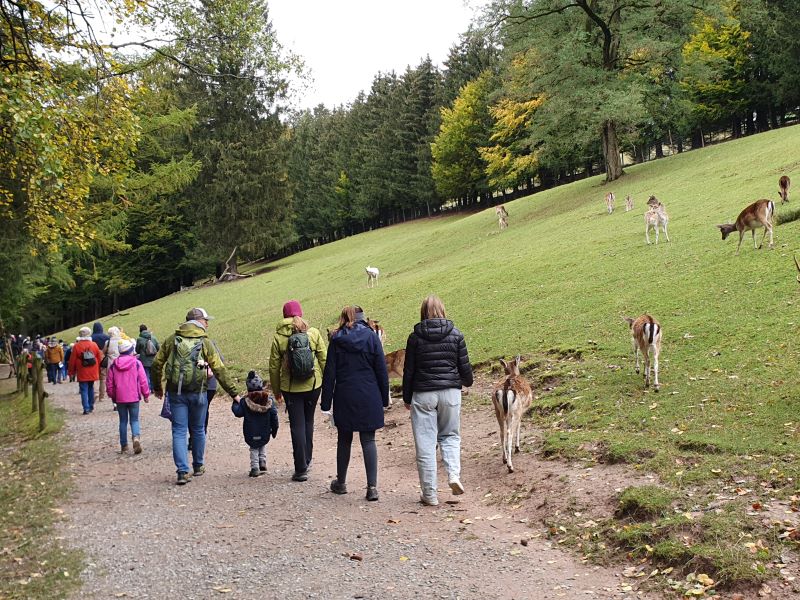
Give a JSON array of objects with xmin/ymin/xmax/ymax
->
[{"xmin": 321, "ymin": 305, "xmax": 389, "ymax": 501}]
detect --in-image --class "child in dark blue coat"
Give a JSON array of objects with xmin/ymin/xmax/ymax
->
[{"xmin": 232, "ymin": 371, "xmax": 279, "ymax": 477}]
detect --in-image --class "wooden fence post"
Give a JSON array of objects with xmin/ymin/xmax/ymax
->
[
  {"xmin": 38, "ymin": 379, "xmax": 47, "ymax": 432},
  {"xmin": 15, "ymin": 354, "xmax": 24, "ymax": 392},
  {"xmin": 31, "ymin": 354, "xmax": 41, "ymax": 413}
]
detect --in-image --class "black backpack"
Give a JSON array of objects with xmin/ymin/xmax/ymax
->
[
  {"xmin": 287, "ymin": 332, "xmax": 315, "ymax": 380},
  {"xmin": 81, "ymin": 349, "xmax": 96, "ymax": 367}
]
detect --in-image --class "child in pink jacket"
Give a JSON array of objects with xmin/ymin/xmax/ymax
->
[{"xmin": 106, "ymin": 339, "xmax": 150, "ymax": 453}]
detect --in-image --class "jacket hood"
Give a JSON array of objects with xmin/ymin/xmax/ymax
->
[
  {"xmin": 92, "ymin": 322, "xmax": 104, "ymax": 334},
  {"xmin": 245, "ymin": 392, "xmax": 273, "ymax": 413},
  {"xmin": 275, "ymin": 317, "xmax": 297, "ymax": 337},
  {"xmin": 331, "ymin": 321, "xmax": 377, "ymax": 353},
  {"xmin": 414, "ymin": 318, "xmax": 454, "ymax": 342},
  {"xmin": 174, "ymin": 322, "xmax": 207, "ymax": 339},
  {"xmin": 139, "ymin": 331, "xmax": 152, "ymax": 340},
  {"xmin": 113, "ymin": 354, "xmax": 138, "ymax": 372}
]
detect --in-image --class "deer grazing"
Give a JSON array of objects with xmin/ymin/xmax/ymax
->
[
  {"xmin": 716, "ymin": 199, "xmax": 774, "ymax": 254},
  {"xmin": 605, "ymin": 192, "xmax": 615, "ymax": 214},
  {"xmin": 495, "ymin": 205, "xmax": 509, "ymax": 230},
  {"xmin": 623, "ymin": 315, "xmax": 662, "ymax": 391},
  {"xmin": 625, "ymin": 194, "xmax": 634, "ymax": 212},
  {"xmin": 365, "ymin": 266, "xmax": 379, "ymax": 288},
  {"xmin": 779, "ymin": 176, "xmax": 791, "ymax": 203},
  {"xmin": 492, "ymin": 356, "xmax": 533, "ymax": 473}
]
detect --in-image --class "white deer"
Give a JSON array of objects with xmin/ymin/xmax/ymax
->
[
  {"xmin": 605, "ymin": 192, "xmax": 615, "ymax": 214},
  {"xmin": 492, "ymin": 356, "xmax": 533, "ymax": 473},
  {"xmin": 365, "ymin": 266, "xmax": 379, "ymax": 288}
]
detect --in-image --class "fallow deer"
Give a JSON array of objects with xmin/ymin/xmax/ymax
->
[
  {"xmin": 492, "ymin": 356, "xmax": 533, "ymax": 473},
  {"xmin": 779, "ymin": 176, "xmax": 790, "ymax": 203},
  {"xmin": 625, "ymin": 194, "xmax": 634, "ymax": 212},
  {"xmin": 645, "ymin": 205, "xmax": 670, "ymax": 244},
  {"xmin": 716, "ymin": 199, "xmax": 774, "ymax": 254},
  {"xmin": 605, "ymin": 192, "xmax": 615, "ymax": 214},
  {"xmin": 623, "ymin": 315, "xmax": 662, "ymax": 391},
  {"xmin": 496, "ymin": 205, "xmax": 509, "ymax": 230},
  {"xmin": 366, "ymin": 266, "xmax": 379, "ymax": 288},
  {"xmin": 384, "ymin": 349, "xmax": 405, "ymax": 379}
]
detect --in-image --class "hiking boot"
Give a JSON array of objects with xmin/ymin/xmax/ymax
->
[
  {"xmin": 176, "ymin": 472, "xmax": 191, "ymax": 485},
  {"xmin": 448, "ymin": 475, "xmax": 465, "ymax": 496},
  {"xmin": 193, "ymin": 465, "xmax": 206, "ymax": 477},
  {"xmin": 120, "ymin": 444, "xmax": 130, "ymax": 454},
  {"xmin": 291, "ymin": 471, "xmax": 308, "ymax": 482},
  {"xmin": 132, "ymin": 437, "xmax": 142, "ymax": 455},
  {"xmin": 330, "ymin": 478, "xmax": 348, "ymax": 494},
  {"xmin": 420, "ymin": 495, "xmax": 439, "ymax": 506},
  {"xmin": 249, "ymin": 468, "xmax": 260, "ymax": 478},
  {"xmin": 366, "ymin": 486, "xmax": 379, "ymax": 502},
  {"xmin": 259, "ymin": 459, "xmax": 267, "ymax": 473}
]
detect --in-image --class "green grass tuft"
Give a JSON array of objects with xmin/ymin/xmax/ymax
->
[{"xmin": 616, "ymin": 485, "xmax": 676, "ymax": 520}]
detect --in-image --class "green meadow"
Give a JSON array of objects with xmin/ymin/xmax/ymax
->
[{"xmin": 54, "ymin": 125, "xmax": 800, "ymax": 587}]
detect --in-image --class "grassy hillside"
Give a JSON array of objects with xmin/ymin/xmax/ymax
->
[{"xmin": 61, "ymin": 126, "xmax": 800, "ymax": 475}]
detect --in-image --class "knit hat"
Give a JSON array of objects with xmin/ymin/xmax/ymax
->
[
  {"xmin": 79, "ymin": 326, "xmax": 91, "ymax": 337},
  {"xmin": 246, "ymin": 370, "xmax": 264, "ymax": 391},
  {"xmin": 119, "ymin": 339, "xmax": 135, "ymax": 354},
  {"xmin": 282, "ymin": 300, "xmax": 303, "ymax": 318},
  {"xmin": 186, "ymin": 307, "xmax": 213, "ymax": 321}
]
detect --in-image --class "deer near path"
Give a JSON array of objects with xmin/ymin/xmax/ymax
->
[
  {"xmin": 716, "ymin": 199, "xmax": 774, "ymax": 254},
  {"xmin": 492, "ymin": 356, "xmax": 533, "ymax": 473}
]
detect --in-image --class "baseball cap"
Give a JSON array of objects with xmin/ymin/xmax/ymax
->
[{"xmin": 186, "ymin": 307, "xmax": 214, "ymax": 321}]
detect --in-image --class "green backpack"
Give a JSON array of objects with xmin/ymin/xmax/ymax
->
[
  {"xmin": 166, "ymin": 335, "xmax": 207, "ymax": 394},
  {"xmin": 287, "ymin": 331, "xmax": 315, "ymax": 380}
]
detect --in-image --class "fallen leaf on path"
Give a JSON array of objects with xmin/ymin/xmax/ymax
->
[
  {"xmin": 387, "ymin": 519, "xmax": 400, "ymax": 524},
  {"xmin": 486, "ymin": 514, "xmax": 503, "ymax": 521},
  {"xmin": 349, "ymin": 553, "xmax": 363, "ymax": 561}
]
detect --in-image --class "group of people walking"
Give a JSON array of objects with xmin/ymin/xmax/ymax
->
[{"xmin": 58, "ymin": 294, "xmax": 473, "ymax": 505}]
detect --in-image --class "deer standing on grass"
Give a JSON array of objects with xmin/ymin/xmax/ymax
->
[
  {"xmin": 716, "ymin": 199, "xmax": 774, "ymax": 254},
  {"xmin": 496, "ymin": 205, "xmax": 509, "ymax": 230},
  {"xmin": 645, "ymin": 205, "xmax": 670, "ymax": 244},
  {"xmin": 623, "ymin": 315, "xmax": 662, "ymax": 391},
  {"xmin": 779, "ymin": 176, "xmax": 791, "ymax": 203},
  {"xmin": 605, "ymin": 192, "xmax": 615, "ymax": 214},
  {"xmin": 625, "ymin": 194, "xmax": 634, "ymax": 212},
  {"xmin": 492, "ymin": 356, "xmax": 533, "ymax": 473},
  {"xmin": 366, "ymin": 266, "xmax": 379, "ymax": 288}
]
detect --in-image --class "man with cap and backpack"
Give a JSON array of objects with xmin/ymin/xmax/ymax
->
[{"xmin": 150, "ymin": 307, "xmax": 241, "ymax": 485}]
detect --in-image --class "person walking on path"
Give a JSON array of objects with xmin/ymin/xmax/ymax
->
[
  {"xmin": 68, "ymin": 327, "xmax": 103, "ymax": 414},
  {"xmin": 322, "ymin": 306, "xmax": 389, "ymax": 501},
  {"xmin": 150, "ymin": 307, "xmax": 241, "ymax": 485},
  {"xmin": 106, "ymin": 339, "xmax": 150, "ymax": 454},
  {"xmin": 60, "ymin": 340, "xmax": 69, "ymax": 382},
  {"xmin": 44, "ymin": 337, "xmax": 64, "ymax": 384},
  {"xmin": 231, "ymin": 371, "xmax": 279, "ymax": 477},
  {"xmin": 403, "ymin": 294, "xmax": 473, "ymax": 506},
  {"xmin": 268, "ymin": 300, "xmax": 327, "ymax": 482},
  {"xmin": 135, "ymin": 323, "xmax": 159, "ymax": 390},
  {"xmin": 91, "ymin": 322, "xmax": 110, "ymax": 401}
]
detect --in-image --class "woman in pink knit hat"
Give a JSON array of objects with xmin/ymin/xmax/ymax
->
[{"xmin": 268, "ymin": 300, "xmax": 327, "ymax": 481}]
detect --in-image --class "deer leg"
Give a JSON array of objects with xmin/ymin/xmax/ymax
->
[
  {"xmin": 506, "ymin": 422, "xmax": 514, "ymax": 472},
  {"xmin": 754, "ymin": 229, "xmax": 760, "ymax": 250},
  {"xmin": 514, "ymin": 414, "xmax": 523, "ymax": 453},
  {"xmin": 643, "ymin": 351, "xmax": 650, "ymax": 388},
  {"xmin": 655, "ymin": 223, "xmax": 659, "ymax": 244},
  {"xmin": 766, "ymin": 225, "xmax": 774, "ymax": 249},
  {"xmin": 663, "ymin": 222, "xmax": 670, "ymax": 242},
  {"xmin": 652, "ymin": 345, "xmax": 660, "ymax": 392},
  {"xmin": 645, "ymin": 223, "xmax": 651, "ymax": 245},
  {"xmin": 633, "ymin": 340, "xmax": 640, "ymax": 374},
  {"xmin": 736, "ymin": 231, "xmax": 744, "ymax": 254}
]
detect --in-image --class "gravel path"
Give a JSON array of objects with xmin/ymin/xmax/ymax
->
[{"xmin": 50, "ymin": 382, "xmax": 655, "ymax": 600}]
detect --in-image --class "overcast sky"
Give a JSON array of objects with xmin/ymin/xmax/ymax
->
[{"xmin": 267, "ymin": 0, "xmax": 486, "ymax": 110}]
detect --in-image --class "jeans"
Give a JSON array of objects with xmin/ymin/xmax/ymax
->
[
  {"xmin": 79, "ymin": 381, "xmax": 96, "ymax": 413},
  {"xmin": 169, "ymin": 391, "xmax": 208, "ymax": 474},
  {"xmin": 60, "ymin": 362, "xmax": 67, "ymax": 381},
  {"xmin": 284, "ymin": 387, "xmax": 321, "ymax": 474},
  {"xmin": 142, "ymin": 365, "xmax": 152, "ymax": 391},
  {"xmin": 117, "ymin": 402, "xmax": 141, "ymax": 447},
  {"xmin": 337, "ymin": 430, "xmax": 378, "ymax": 487},
  {"xmin": 188, "ymin": 389, "xmax": 216, "ymax": 451},
  {"xmin": 410, "ymin": 388, "xmax": 462, "ymax": 501},
  {"xmin": 46, "ymin": 363, "xmax": 59, "ymax": 384},
  {"xmin": 249, "ymin": 445, "xmax": 266, "ymax": 470}
]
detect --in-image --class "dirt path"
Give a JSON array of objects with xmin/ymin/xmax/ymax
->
[{"xmin": 50, "ymin": 381, "xmax": 659, "ymax": 600}]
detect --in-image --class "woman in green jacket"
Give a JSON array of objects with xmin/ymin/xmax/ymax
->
[{"xmin": 269, "ymin": 300, "xmax": 327, "ymax": 481}]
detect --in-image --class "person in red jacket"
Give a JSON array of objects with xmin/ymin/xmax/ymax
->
[{"xmin": 68, "ymin": 326, "xmax": 103, "ymax": 414}]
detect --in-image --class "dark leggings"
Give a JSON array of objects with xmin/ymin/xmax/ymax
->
[
  {"xmin": 284, "ymin": 387, "xmax": 321, "ymax": 474},
  {"xmin": 337, "ymin": 430, "xmax": 377, "ymax": 487}
]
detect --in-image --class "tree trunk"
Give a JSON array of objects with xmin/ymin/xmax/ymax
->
[
  {"xmin": 602, "ymin": 120, "xmax": 624, "ymax": 181},
  {"xmin": 655, "ymin": 141, "xmax": 664, "ymax": 159}
]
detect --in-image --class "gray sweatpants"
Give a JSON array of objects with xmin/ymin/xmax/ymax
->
[
  {"xmin": 249, "ymin": 445, "xmax": 266, "ymax": 470},
  {"xmin": 410, "ymin": 388, "xmax": 462, "ymax": 501}
]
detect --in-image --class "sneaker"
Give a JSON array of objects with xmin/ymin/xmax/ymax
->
[
  {"xmin": 176, "ymin": 472, "xmax": 191, "ymax": 485},
  {"xmin": 259, "ymin": 460, "xmax": 267, "ymax": 473},
  {"xmin": 330, "ymin": 478, "xmax": 348, "ymax": 494},
  {"xmin": 82, "ymin": 410, "xmax": 89, "ymax": 415},
  {"xmin": 132, "ymin": 437, "xmax": 142, "ymax": 455},
  {"xmin": 291, "ymin": 471, "xmax": 308, "ymax": 482},
  {"xmin": 420, "ymin": 495, "xmax": 439, "ymax": 506},
  {"xmin": 366, "ymin": 486, "xmax": 379, "ymax": 501},
  {"xmin": 449, "ymin": 476, "xmax": 465, "ymax": 495},
  {"xmin": 193, "ymin": 465, "xmax": 206, "ymax": 477},
  {"xmin": 120, "ymin": 444, "xmax": 130, "ymax": 454},
  {"xmin": 249, "ymin": 468, "xmax": 260, "ymax": 478}
]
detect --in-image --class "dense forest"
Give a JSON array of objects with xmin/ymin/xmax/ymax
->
[{"xmin": 1, "ymin": 0, "xmax": 798, "ymax": 333}]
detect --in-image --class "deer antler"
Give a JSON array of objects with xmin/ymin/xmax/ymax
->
[{"xmin": 794, "ymin": 254, "xmax": 800, "ymax": 284}]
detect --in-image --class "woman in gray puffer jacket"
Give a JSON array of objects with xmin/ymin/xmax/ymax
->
[{"xmin": 403, "ymin": 294, "xmax": 473, "ymax": 506}]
